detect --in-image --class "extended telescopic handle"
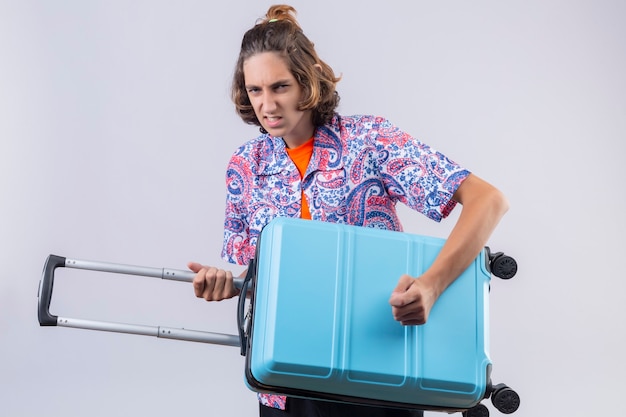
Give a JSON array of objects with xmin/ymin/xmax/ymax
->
[
  {"xmin": 38, "ymin": 255, "xmax": 66, "ymax": 326},
  {"xmin": 37, "ymin": 255, "xmax": 245, "ymax": 346}
]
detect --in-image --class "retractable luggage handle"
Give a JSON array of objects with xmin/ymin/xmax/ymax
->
[{"xmin": 38, "ymin": 254, "xmax": 245, "ymax": 347}]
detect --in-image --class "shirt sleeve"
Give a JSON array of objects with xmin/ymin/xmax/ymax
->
[
  {"xmin": 373, "ymin": 118, "xmax": 470, "ymax": 222},
  {"xmin": 221, "ymin": 153, "xmax": 256, "ymax": 266}
]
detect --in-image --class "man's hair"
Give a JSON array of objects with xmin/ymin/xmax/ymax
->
[{"xmin": 231, "ymin": 4, "xmax": 341, "ymax": 128}]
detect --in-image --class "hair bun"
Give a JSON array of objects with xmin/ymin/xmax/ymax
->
[{"xmin": 264, "ymin": 4, "xmax": 300, "ymax": 28}]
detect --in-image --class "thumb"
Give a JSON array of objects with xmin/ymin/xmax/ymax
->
[
  {"xmin": 389, "ymin": 275, "xmax": 415, "ymax": 306},
  {"xmin": 187, "ymin": 262, "xmax": 203, "ymax": 273}
]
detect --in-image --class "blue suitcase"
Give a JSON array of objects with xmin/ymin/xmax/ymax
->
[
  {"xmin": 240, "ymin": 217, "xmax": 519, "ymax": 415},
  {"xmin": 38, "ymin": 218, "xmax": 519, "ymax": 415}
]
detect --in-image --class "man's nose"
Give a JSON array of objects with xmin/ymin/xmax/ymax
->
[{"xmin": 261, "ymin": 92, "xmax": 277, "ymax": 111}]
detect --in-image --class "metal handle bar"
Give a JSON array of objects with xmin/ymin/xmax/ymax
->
[{"xmin": 37, "ymin": 254, "xmax": 243, "ymax": 347}]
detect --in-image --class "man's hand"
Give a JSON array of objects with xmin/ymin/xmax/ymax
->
[
  {"xmin": 389, "ymin": 274, "xmax": 438, "ymax": 325},
  {"xmin": 188, "ymin": 262, "xmax": 239, "ymax": 301}
]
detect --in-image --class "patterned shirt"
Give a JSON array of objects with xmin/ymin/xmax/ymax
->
[
  {"xmin": 222, "ymin": 114, "xmax": 470, "ymax": 266},
  {"xmin": 221, "ymin": 114, "xmax": 470, "ymax": 409}
]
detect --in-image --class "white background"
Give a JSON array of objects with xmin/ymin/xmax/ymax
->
[{"xmin": 1, "ymin": 1, "xmax": 625, "ymax": 416}]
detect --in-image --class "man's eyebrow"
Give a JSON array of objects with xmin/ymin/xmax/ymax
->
[{"xmin": 245, "ymin": 79, "xmax": 291, "ymax": 90}]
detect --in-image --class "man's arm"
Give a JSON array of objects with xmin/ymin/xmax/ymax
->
[{"xmin": 389, "ymin": 173, "xmax": 509, "ymax": 325}]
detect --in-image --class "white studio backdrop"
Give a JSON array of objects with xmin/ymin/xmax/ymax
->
[{"xmin": 1, "ymin": 1, "xmax": 625, "ymax": 416}]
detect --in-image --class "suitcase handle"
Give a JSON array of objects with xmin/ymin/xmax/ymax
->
[
  {"xmin": 37, "ymin": 254, "xmax": 244, "ymax": 346},
  {"xmin": 236, "ymin": 258, "xmax": 256, "ymax": 356},
  {"xmin": 38, "ymin": 255, "xmax": 66, "ymax": 326}
]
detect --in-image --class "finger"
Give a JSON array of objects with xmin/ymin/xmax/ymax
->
[
  {"xmin": 392, "ymin": 304, "xmax": 426, "ymax": 325},
  {"xmin": 201, "ymin": 267, "xmax": 217, "ymax": 301},
  {"xmin": 389, "ymin": 292, "xmax": 407, "ymax": 307},
  {"xmin": 187, "ymin": 262, "xmax": 203, "ymax": 273},
  {"xmin": 191, "ymin": 267, "xmax": 207, "ymax": 298},
  {"xmin": 392, "ymin": 303, "xmax": 425, "ymax": 320},
  {"xmin": 392, "ymin": 274, "xmax": 414, "ymax": 294},
  {"xmin": 215, "ymin": 270, "xmax": 237, "ymax": 299},
  {"xmin": 389, "ymin": 276, "xmax": 418, "ymax": 307},
  {"xmin": 401, "ymin": 318, "xmax": 427, "ymax": 326},
  {"xmin": 212, "ymin": 268, "xmax": 228, "ymax": 298},
  {"xmin": 220, "ymin": 270, "xmax": 236, "ymax": 298},
  {"xmin": 189, "ymin": 263, "xmax": 209, "ymax": 298}
]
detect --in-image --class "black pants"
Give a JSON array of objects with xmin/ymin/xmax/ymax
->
[{"xmin": 259, "ymin": 398, "xmax": 423, "ymax": 417}]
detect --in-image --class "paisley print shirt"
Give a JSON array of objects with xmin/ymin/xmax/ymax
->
[
  {"xmin": 221, "ymin": 114, "xmax": 470, "ymax": 267},
  {"xmin": 222, "ymin": 114, "xmax": 469, "ymax": 409}
]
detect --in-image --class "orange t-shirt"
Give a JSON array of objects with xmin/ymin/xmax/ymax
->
[{"xmin": 285, "ymin": 138, "xmax": 314, "ymax": 219}]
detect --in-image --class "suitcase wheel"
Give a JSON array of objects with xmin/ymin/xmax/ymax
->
[
  {"xmin": 489, "ymin": 252, "xmax": 518, "ymax": 280},
  {"xmin": 463, "ymin": 403, "xmax": 489, "ymax": 417},
  {"xmin": 491, "ymin": 383, "xmax": 520, "ymax": 414}
]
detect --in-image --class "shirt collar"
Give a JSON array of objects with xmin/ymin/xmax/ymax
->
[{"xmin": 252, "ymin": 115, "xmax": 345, "ymax": 176}]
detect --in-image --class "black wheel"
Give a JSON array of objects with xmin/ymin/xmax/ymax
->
[
  {"xmin": 463, "ymin": 403, "xmax": 489, "ymax": 417},
  {"xmin": 491, "ymin": 384, "xmax": 520, "ymax": 414},
  {"xmin": 491, "ymin": 254, "xmax": 517, "ymax": 279}
]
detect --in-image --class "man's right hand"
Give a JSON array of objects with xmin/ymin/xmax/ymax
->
[{"xmin": 188, "ymin": 262, "xmax": 239, "ymax": 301}]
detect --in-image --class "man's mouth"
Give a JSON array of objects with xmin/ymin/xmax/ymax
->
[{"xmin": 265, "ymin": 116, "xmax": 282, "ymax": 128}]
